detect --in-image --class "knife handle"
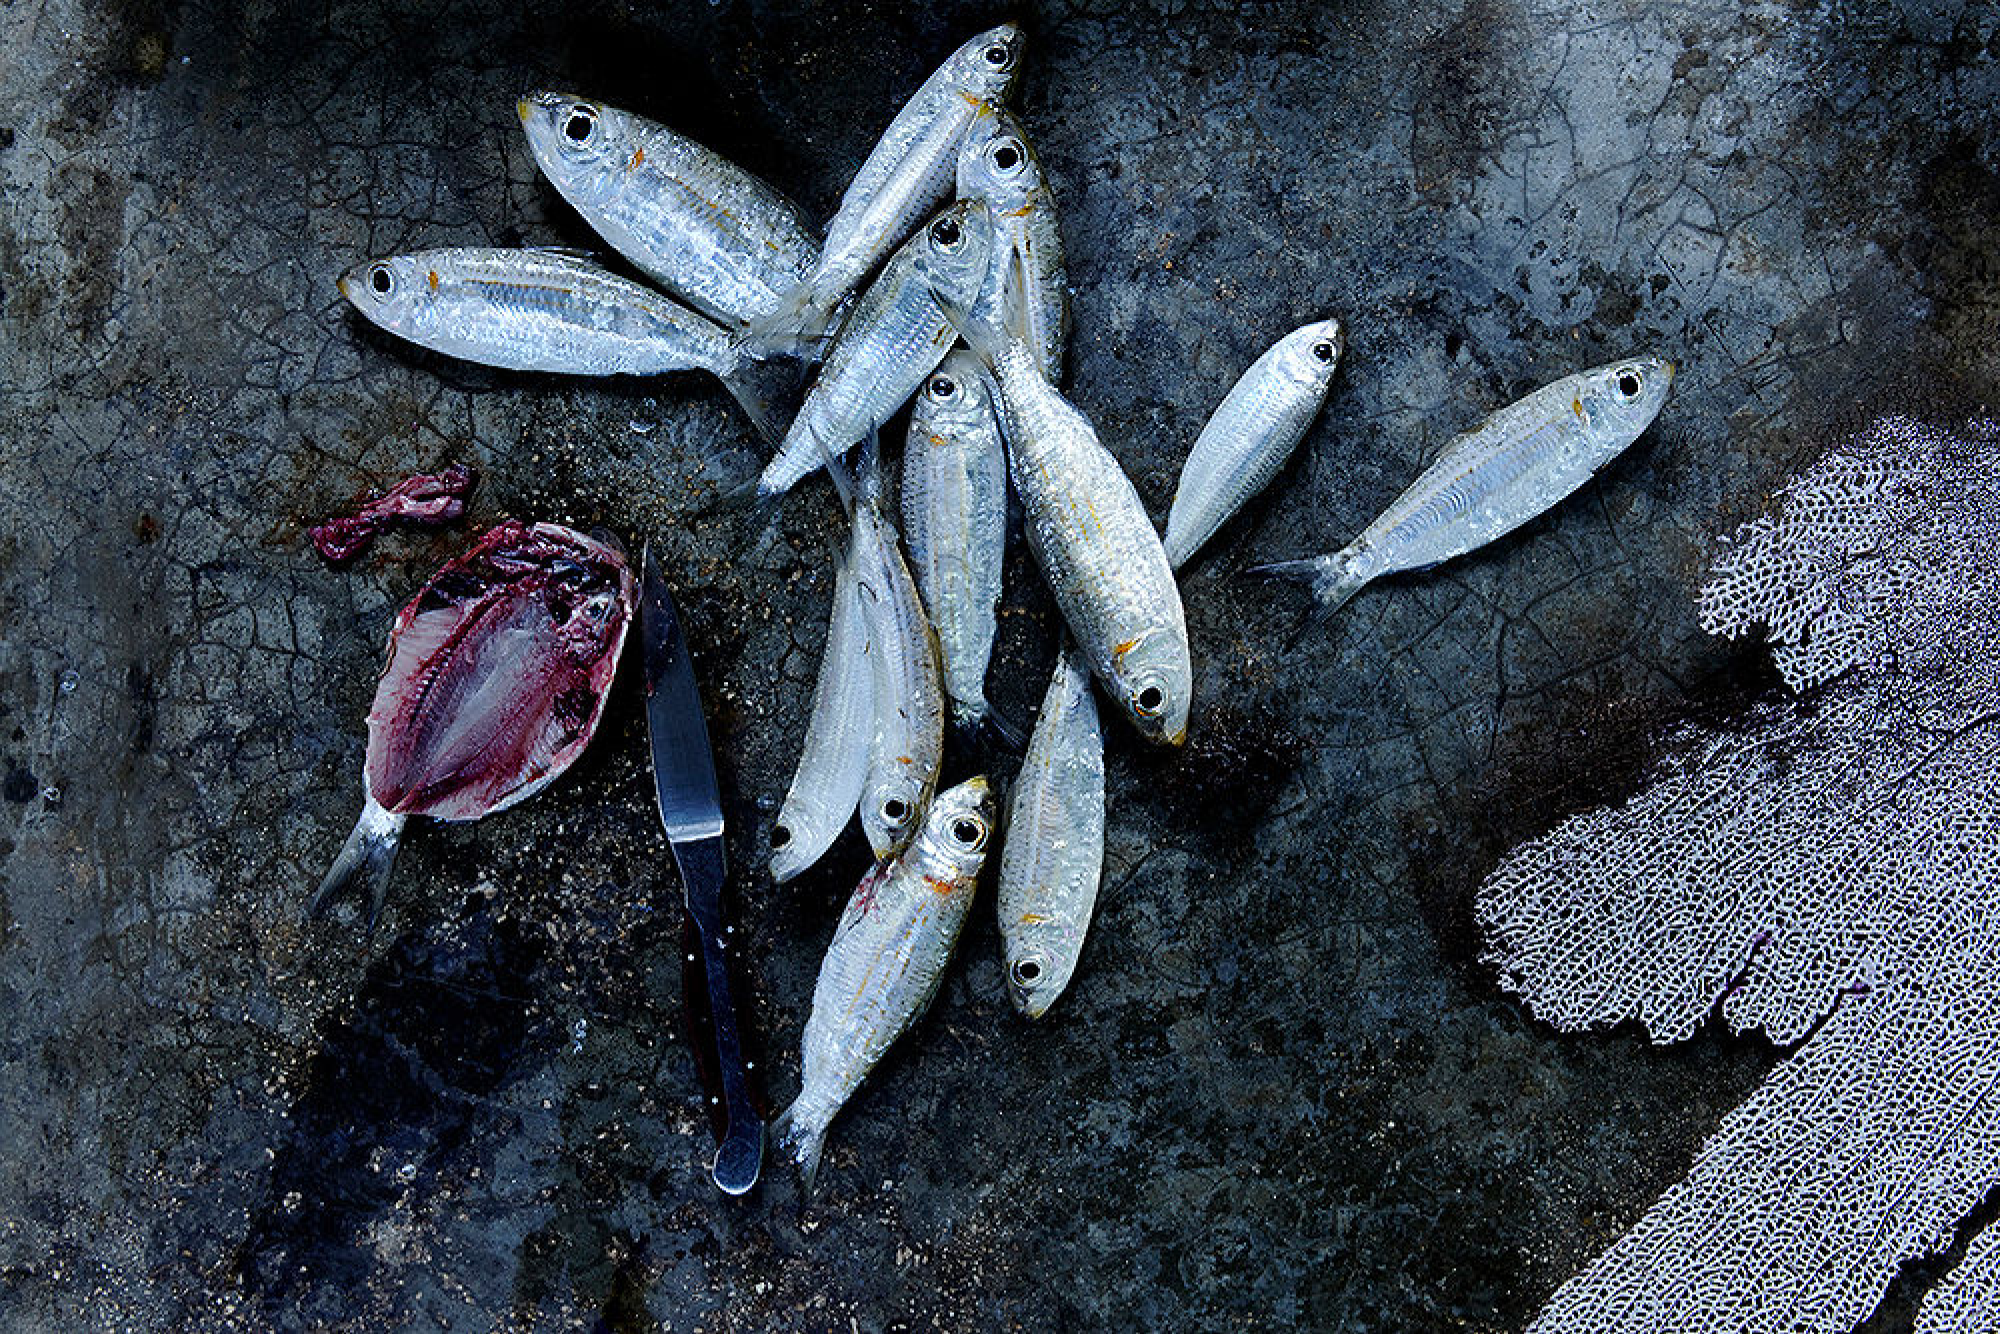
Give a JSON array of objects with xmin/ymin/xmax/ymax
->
[{"xmin": 670, "ymin": 832, "xmax": 763, "ymax": 1195}]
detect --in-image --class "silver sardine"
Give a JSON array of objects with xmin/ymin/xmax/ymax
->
[
  {"xmin": 769, "ymin": 541, "xmax": 874, "ymax": 884},
  {"xmin": 757, "ymin": 201, "xmax": 990, "ymax": 497},
  {"xmin": 750, "ymin": 24, "xmax": 1023, "ymax": 348},
  {"xmin": 1163, "ymin": 318, "xmax": 1344, "ymax": 569},
  {"xmin": 772, "ymin": 775, "xmax": 996, "ymax": 1188},
  {"xmin": 337, "ymin": 247, "xmax": 782, "ymax": 440},
  {"xmin": 997, "ymin": 644, "xmax": 1104, "ymax": 1019},
  {"xmin": 954, "ymin": 103, "xmax": 1068, "ymax": 383},
  {"xmin": 902, "ymin": 350, "xmax": 1008, "ymax": 741},
  {"xmin": 913, "ymin": 204, "xmax": 1192, "ymax": 746},
  {"xmin": 518, "ymin": 92, "xmax": 820, "ymax": 334},
  {"xmin": 1252, "ymin": 356, "xmax": 1676, "ymax": 625}
]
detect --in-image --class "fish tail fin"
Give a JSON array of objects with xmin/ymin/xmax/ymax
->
[
  {"xmin": 307, "ymin": 797, "xmax": 407, "ymax": 932},
  {"xmin": 718, "ymin": 348, "xmax": 807, "ymax": 447},
  {"xmin": 770, "ymin": 1100, "xmax": 828, "ymax": 1194},
  {"xmin": 744, "ymin": 279, "xmax": 843, "ymax": 357},
  {"xmin": 805, "ymin": 425, "xmax": 870, "ymax": 524},
  {"xmin": 955, "ymin": 700, "xmax": 1026, "ymax": 755},
  {"xmin": 1245, "ymin": 550, "xmax": 1372, "ymax": 645}
]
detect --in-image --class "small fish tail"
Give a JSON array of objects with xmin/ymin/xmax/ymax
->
[
  {"xmin": 307, "ymin": 798, "xmax": 406, "ymax": 932},
  {"xmin": 955, "ymin": 701, "xmax": 1026, "ymax": 755},
  {"xmin": 744, "ymin": 280, "xmax": 841, "ymax": 356},
  {"xmin": 718, "ymin": 348, "xmax": 807, "ymax": 447},
  {"xmin": 1246, "ymin": 551, "xmax": 1371, "ymax": 644},
  {"xmin": 770, "ymin": 1100, "xmax": 828, "ymax": 1193}
]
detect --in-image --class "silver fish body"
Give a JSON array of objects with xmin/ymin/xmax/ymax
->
[
  {"xmin": 772, "ymin": 776, "xmax": 997, "ymax": 1188},
  {"xmin": 912, "ymin": 204, "xmax": 1191, "ymax": 745},
  {"xmin": 1164, "ymin": 318, "xmax": 1345, "ymax": 569},
  {"xmin": 849, "ymin": 444, "xmax": 948, "ymax": 860},
  {"xmin": 518, "ymin": 92, "xmax": 820, "ymax": 332},
  {"xmin": 998, "ymin": 645, "xmax": 1104, "ymax": 1019},
  {"xmin": 1254, "ymin": 356, "xmax": 1676, "ymax": 621},
  {"xmin": 901, "ymin": 351, "xmax": 1008, "ymax": 737},
  {"xmin": 752, "ymin": 24, "xmax": 1023, "ymax": 346},
  {"xmin": 770, "ymin": 541, "xmax": 874, "ymax": 884},
  {"xmin": 954, "ymin": 104, "xmax": 1069, "ymax": 382},
  {"xmin": 758, "ymin": 202, "xmax": 989, "ymax": 497}
]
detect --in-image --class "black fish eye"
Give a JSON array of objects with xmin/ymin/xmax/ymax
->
[
  {"xmin": 951, "ymin": 817, "xmax": 984, "ymax": 846},
  {"xmin": 1011, "ymin": 958, "xmax": 1042, "ymax": 985},
  {"xmin": 992, "ymin": 141, "xmax": 1023, "ymax": 172},
  {"xmin": 1311, "ymin": 340, "xmax": 1335, "ymax": 363},
  {"xmin": 564, "ymin": 107, "xmax": 596, "ymax": 143},
  {"xmin": 770, "ymin": 824, "xmax": 791, "ymax": 849},
  {"xmin": 930, "ymin": 216, "xmax": 962, "ymax": 248},
  {"xmin": 983, "ymin": 43, "xmax": 1012, "ymax": 67},
  {"xmin": 1136, "ymin": 685, "xmax": 1165, "ymax": 714},
  {"xmin": 929, "ymin": 375, "xmax": 957, "ymax": 398},
  {"xmin": 368, "ymin": 264, "xmax": 394, "ymax": 295},
  {"xmin": 882, "ymin": 797, "xmax": 910, "ymax": 823},
  {"xmin": 1617, "ymin": 371, "xmax": 1642, "ymax": 398}
]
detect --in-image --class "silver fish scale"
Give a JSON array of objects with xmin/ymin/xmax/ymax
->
[
  {"xmin": 519, "ymin": 93, "xmax": 820, "ymax": 330},
  {"xmin": 799, "ymin": 25, "xmax": 1023, "ymax": 325},
  {"xmin": 851, "ymin": 451, "xmax": 947, "ymax": 860},
  {"xmin": 997, "ymin": 644, "xmax": 1104, "ymax": 1019},
  {"xmin": 339, "ymin": 247, "xmax": 735, "ymax": 377},
  {"xmin": 778, "ymin": 777, "xmax": 995, "ymax": 1180},
  {"xmin": 902, "ymin": 351, "xmax": 1007, "ymax": 732},
  {"xmin": 770, "ymin": 541, "xmax": 874, "ymax": 884},
  {"xmin": 955, "ymin": 105, "xmax": 1069, "ymax": 382},
  {"xmin": 987, "ymin": 337, "xmax": 1192, "ymax": 744},
  {"xmin": 1356, "ymin": 358, "xmax": 1674, "ymax": 576},
  {"xmin": 1163, "ymin": 319, "xmax": 1342, "ymax": 569},
  {"xmin": 758, "ymin": 221, "xmax": 963, "ymax": 496}
]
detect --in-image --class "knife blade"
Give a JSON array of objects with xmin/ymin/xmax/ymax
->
[{"xmin": 639, "ymin": 546, "xmax": 763, "ymax": 1195}]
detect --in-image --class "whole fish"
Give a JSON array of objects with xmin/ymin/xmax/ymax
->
[
  {"xmin": 997, "ymin": 644, "xmax": 1104, "ymax": 1019},
  {"xmin": 901, "ymin": 350, "xmax": 1011, "ymax": 744},
  {"xmin": 843, "ymin": 438, "xmax": 948, "ymax": 860},
  {"xmin": 1163, "ymin": 318, "xmax": 1345, "ymax": 569},
  {"xmin": 517, "ymin": 91, "xmax": 820, "ymax": 334},
  {"xmin": 1251, "ymin": 356, "xmax": 1676, "ymax": 627},
  {"xmin": 913, "ymin": 203, "xmax": 1192, "ymax": 746},
  {"xmin": 769, "ymin": 533, "xmax": 874, "ymax": 884},
  {"xmin": 954, "ymin": 103, "xmax": 1069, "ymax": 383},
  {"xmin": 757, "ymin": 201, "xmax": 991, "ymax": 497},
  {"xmin": 311, "ymin": 522, "xmax": 635, "ymax": 929},
  {"xmin": 772, "ymin": 775, "xmax": 996, "ymax": 1189},
  {"xmin": 337, "ymin": 247, "xmax": 783, "ymax": 441},
  {"xmin": 749, "ymin": 24, "xmax": 1024, "ymax": 349}
]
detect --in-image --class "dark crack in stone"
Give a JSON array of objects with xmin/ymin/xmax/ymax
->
[{"xmin": 0, "ymin": 1, "xmax": 1995, "ymax": 1331}]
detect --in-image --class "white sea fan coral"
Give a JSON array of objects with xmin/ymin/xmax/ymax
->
[{"xmin": 1477, "ymin": 416, "xmax": 2000, "ymax": 1334}]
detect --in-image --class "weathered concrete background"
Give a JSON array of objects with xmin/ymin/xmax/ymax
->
[{"xmin": 1, "ymin": 1, "xmax": 1995, "ymax": 1329}]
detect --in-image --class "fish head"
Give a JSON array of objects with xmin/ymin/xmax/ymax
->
[
  {"xmin": 519, "ymin": 91, "xmax": 627, "ymax": 199},
  {"xmin": 1003, "ymin": 922, "xmax": 1077, "ymax": 1020},
  {"xmin": 944, "ymin": 23, "xmax": 1025, "ymax": 105},
  {"xmin": 1109, "ymin": 631, "xmax": 1193, "ymax": 747},
  {"xmin": 910, "ymin": 198, "xmax": 999, "ymax": 322},
  {"xmin": 956, "ymin": 103, "xmax": 1044, "ymax": 210},
  {"xmin": 913, "ymin": 775, "xmax": 997, "ymax": 881},
  {"xmin": 913, "ymin": 349, "xmax": 997, "ymax": 431},
  {"xmin": 1268, "ymin": 317, "xmax": 1346, "ymax": 390},
  {"xmin": 338, "ymin": 253, "xmax": 443, "ymax": 338},
  {"xmin": 862, "ymin": 770, "xmax": 933, "ymax": 860},
  {"xmin": 1579, "ymin": 354, "xmax": 1675, "ymax": 437}
]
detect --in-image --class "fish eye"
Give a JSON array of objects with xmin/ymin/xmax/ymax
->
[
  {"xmin": 1617, "ymin": 369, "xmax": 1643, "ymax": 398},
  {"xmin": 368, "ymin": 264, "xmax": 394, "ymax": 296},
  {"xmin": 1010, "ymin": 957, "xmax": 1043, "ymax": 987},
  {"xmin": 930, "ymin": 216, "xmax": 963, "ymax": 249},
  {"xmin": 982, "ymin": 42, "xmax": 1014, "ymax": 69},
  {"xmin": 928, "ymin": 375, "xmax": 958, "ymax": 399},
  {"xmin": 950, "ymin": 816, "xmax": 987, "ymax": 849},
  {"xmin": 563, "ymin": 105, "xmax": 597, "ymax": 144},
  {"xmin": 770, "ymin": 824, "xmax": 792, "ymax": 850},
  {"xmin": 991, "ymin": 139, "xmax": 1024, "ymax": 174},
  {"xmin": 1135, "ymin": 684, "xmax": 1166, "ymax": 716},
  {"xmin": 1311, "ymin": 340, "xmax": 1336, "ymax": 363},
  {"xmin": 882, "ymin": 797, "xmax": 911, "ymax": 825}
]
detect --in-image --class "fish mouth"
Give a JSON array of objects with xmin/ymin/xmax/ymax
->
[
  {"xmin": 516, "ymin": 97, "xmax": 533, "ymax": 125},
  {"xmin": 335, "ymin": 272, "xmax": 355, "ymax": 303}
]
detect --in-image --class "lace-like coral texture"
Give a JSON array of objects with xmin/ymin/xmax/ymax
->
[{"xmin": 1478, "ymin": 417, "xmax": 2000, "ymax": 1334}]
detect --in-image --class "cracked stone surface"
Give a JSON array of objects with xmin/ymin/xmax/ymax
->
[{"xmin": 0, "ymin": 1, "xmax": 1994, "ymax": 1330}]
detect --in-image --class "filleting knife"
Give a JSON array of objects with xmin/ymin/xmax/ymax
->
[{"xmin": 638, "ymin": 546, "xmax": 763, "ymax": 1195}]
